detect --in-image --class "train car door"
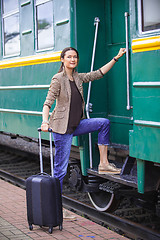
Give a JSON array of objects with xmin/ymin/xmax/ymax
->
[{"xmin": 105, "ymin": 0, "xmax": 132, "ymax": 145}]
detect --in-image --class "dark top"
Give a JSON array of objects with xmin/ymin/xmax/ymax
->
[{"xmin": 66, "ymin": 80, "xmax": 83, "ymax": 134}]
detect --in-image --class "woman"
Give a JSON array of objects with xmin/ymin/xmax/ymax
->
[{"xmin": 41, "ymin": 47, "xmax": 126, "ymax": 191}]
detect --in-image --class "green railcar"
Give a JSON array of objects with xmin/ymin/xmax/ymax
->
[{"xmin": 0, "ymin": 0, "xmax": 160, "ymax": 213}]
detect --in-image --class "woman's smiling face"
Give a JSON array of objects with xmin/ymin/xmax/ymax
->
[{"xmin": 61, "ymin": 50, "xmax": 78, "ymax": 70}]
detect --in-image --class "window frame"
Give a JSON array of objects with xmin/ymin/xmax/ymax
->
[
  {"xmin": 34, "ymin": 0, "xmax": 54, "ymax": 52},
  {"xmin": 138, "ymin": 0, "xmax": 160, "ymax": 35},
  {"xmin": 1, "ymin": 0, "xmax": 20, "ymax": 57}
]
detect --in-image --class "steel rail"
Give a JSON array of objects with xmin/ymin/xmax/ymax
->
[
  {"xmin": 62, "ymin": 195, "xmax": 160, "ymax": 240},
  {"xmin": 0, "ymin": 169, "xmax": 25, "ymax": 189}
]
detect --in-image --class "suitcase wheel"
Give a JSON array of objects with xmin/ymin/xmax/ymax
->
[
  {"xmin": 48, "ymin": 227, "xmax": 53, "ymax": 234},
  {"xmin": 29, "ymin": 224, "xmax": 33, "ymax": 231},
  {"xmin": 59, "ymin": 224, "xmax": 63, "ymax": 231}
]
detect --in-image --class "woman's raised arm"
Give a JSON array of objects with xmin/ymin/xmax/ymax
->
[{"xmin": 100, "ymin": 48, "xmax": 126, "ymax": 75}]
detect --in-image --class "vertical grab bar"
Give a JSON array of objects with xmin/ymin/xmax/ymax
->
[
  {"xmin": 125, "ymin": 12, "xmax": 131, "ymax": 110},
  {"xmin": 86, "ymin": 17, "xmax": 100, "ymax": 169}
]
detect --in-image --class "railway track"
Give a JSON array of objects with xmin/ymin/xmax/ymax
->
[{"xmin": 0, "ymin": 134, "xmax": 160, "ymax": 240}]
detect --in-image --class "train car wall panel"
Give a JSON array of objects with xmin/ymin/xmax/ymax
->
[
  {"xmin": 129, "ymin": 0, "xmax": 160, "ymax": 193},
  {"xmin": 0, "ymin": 112, "xmax": 42, "ymax": 137},
  {"xmin": 0, "ymin": 0, "xmax": 72, "ymax": 139},
  {"xmin": 129, "ymin": 50, "xmax": 160, "ymax": 163},
  {"xmin": 0, "ymin": 62, "xmax": 61, "ymax": 138},
  {"xmin": 129, "ymin": 126, "xmax": 160, "ymax": 163}
]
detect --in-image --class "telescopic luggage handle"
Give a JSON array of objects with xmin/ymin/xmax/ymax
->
[{"xmin": 38, "ymin": 128, "xmax": 54, "ymax": 177}]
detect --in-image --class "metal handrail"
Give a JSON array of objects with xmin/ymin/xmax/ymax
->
[
  {"xmin": 125, "ymin": 12, "xmax": 132, "ymax": 110},
  {"xmin": 86, "ymin": 17, "xmax": 100, "ymax": 168}
]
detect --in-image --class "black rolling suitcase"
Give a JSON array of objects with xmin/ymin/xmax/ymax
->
[{"xmin": 26, "ymin": 128, "xmax": 63, "ymax": 234}]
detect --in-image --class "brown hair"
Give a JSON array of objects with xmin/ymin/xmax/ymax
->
[{"xmin": 58, "ymin": 47, "xmax": 79, "ymax": 73}]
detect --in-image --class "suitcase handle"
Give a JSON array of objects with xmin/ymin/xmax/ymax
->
[
  {"xmin": 36, "ymin": 172, "xmax": 51, "ymax": 177},
  {"xmin": 37, "ymin": 128, "xmax": 52, "ymax": 132},
  {"xmin": 37, "ymin": 128, "xmax": 54, "ymax": 177}
]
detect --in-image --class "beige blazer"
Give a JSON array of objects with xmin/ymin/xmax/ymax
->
[{"xmin": 44, "ymin": 69, "xmax": 103, "ymax": 134}]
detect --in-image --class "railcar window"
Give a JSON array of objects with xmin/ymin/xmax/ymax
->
[
  {"xmin": 2, "ymin": 0, "xmax": 20, "ymax": 56},
  {"xmin": 141, "ymin": 0, "xmax": 160, "ymax": 32},
  {"xmin": 35, "ymin": 0, "xmax": 54, "ymax": 51}
]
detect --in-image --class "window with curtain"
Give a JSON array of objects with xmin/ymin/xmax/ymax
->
[
  {"xmin": 35, "ymin": 0, "xmax": 54, "ymax": 51},
  {"xmin": 2, "ymin": 0, "xmax": 20, "ymax": 56}
]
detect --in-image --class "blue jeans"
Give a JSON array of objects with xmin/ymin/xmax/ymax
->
[{"xmin": 52, "ymin": 118, "xmax": 110, "ymax": 190}]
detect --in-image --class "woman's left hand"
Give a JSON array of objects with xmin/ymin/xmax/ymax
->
[{"xmin": 115, "ymin": 48, "xmax": 126, "ymax": 60}]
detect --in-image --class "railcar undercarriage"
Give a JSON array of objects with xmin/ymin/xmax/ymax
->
[{"xmin": 69, "ymin": 146, "xmax": 160, "ymax": 216}]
